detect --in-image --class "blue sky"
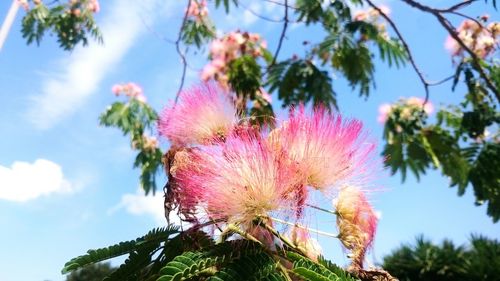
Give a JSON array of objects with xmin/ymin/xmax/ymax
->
[{"xmin": 0, "ymin": 0, "xmax": 499, "ymax": 280}]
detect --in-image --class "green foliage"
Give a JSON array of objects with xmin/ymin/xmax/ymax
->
[
  {"xmin": 63, "ymin": 225, "xmax": 358, "ymax": 281},
  {"xmin": 383, "ymin": 235, "xmax": 500, "ymax": 281},
  {"xmin": 62, "ymin": 226, "xmax": 179, "ymax": 274},
  {"xmin": 99, "ymin": 99, "xmax": 163, "ymax": 194},
  {"xmin": 181, "ymin": 19, "xmax": 215, "ymax": 48},
  {"xmin": 383, "ymin": 57, "xmax": 500, "ymax": 221},
  {"xmin": 214, "ymin": 0, "xmax": 239, "ymax": 13},
  {"xmin": 228, "ymin": 55, "xmax": 262, "ymax": 97},
  {"xmin": 21, "ymin": 2, "xmax": 102, "ymax": 51},
  {"xmin": 267, "ymin": 59, "xmax": 337, "ymax": 110},
  {"xmin": 287, "ymin": 252, "xmax": 359, "ymax": 281},
  {"xmin": 66, "ymin": 263, "xmax": 115, "ymax": 281}
]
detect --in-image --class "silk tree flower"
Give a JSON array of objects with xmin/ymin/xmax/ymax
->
[
  {"xmin": 290, "ymin": 227, "xmax": 322, "ymax": 261},
  {"xmin": 377, "ymin": 103, "xmax": 393, "ymax": 123},
  {"xmin": 158, "ymin": 84, "xmax": 238, "ymax": 146},
  {"xmin": 174, "ymin": 129, "xmax": 301, "ymax": 225},
  {"xmin": 335, "ymin": 186, "xmax": 378, "ymax": 268},
  {"xmin": 111, "ymin": 82, "xmax": 146, "ymax": 103},
  {"xmin": 445, "ymin": 17, "xmax": 500, "ymax": 59},
  {"xmin": 269, "ymin": 106, "xmax": 375, "ymax": 192}
]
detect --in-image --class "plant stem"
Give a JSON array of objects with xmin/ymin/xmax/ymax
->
[
  {"xmin": 305, "ymin": 203, "xmax": 339, "ymax": 215},
  {"xmin": 269, "ymin": 217, "xmax": 339, "ymax": 238},
  {"xmin": 257, "ymin": 218, "xmax": 308, "ymax": 256},
  {"xmin": 227, "ymin": 224, "xmax": 263, "ymax": 245}
]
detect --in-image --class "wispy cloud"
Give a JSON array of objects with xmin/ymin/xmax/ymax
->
[
  {"xmin": 0, "ymin": 159, "xmax": 72, "ymax": 202},
  {"xmin": 108, "ymin": 189, "xmax": 181, "ymax": 226},
  {"xmin": 26, "ymin": 0, "xmax": 170, "ymax": 129}
]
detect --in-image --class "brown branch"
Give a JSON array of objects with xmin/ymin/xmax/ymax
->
[
  {"xmin": 364, "ymin": 0, "xmax": 431, "ymax": 104},
  {"xmin": 174, "ymin": 0, "xmax": 193, "ymax": 103},
  {"xmin": 438, "ymin": 0, "xmax": 478, "ymax": 12},
  {"xmin": 401, "ymin": 0, "xmax": 500, "ymax": 101},
  {"xmin": 238, "ymin": 1, "xmax": 287, "ymax": 23},
  {"xmin": 270, "ymin": 0, "xmax": 289, "ymax": 66}
]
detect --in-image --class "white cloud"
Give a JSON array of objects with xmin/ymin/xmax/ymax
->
[
  {"xmin": 0, "ymin": 159, "xmax": 72, "ymax": 202},
  {"xmin": 109, "ymin": 189, "xmax": 181, "ymax": 226},
  {"xmin": 26, "ymin": 0, "xmax": 170, "ymax": 129}
]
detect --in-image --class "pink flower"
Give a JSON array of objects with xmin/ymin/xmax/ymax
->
[
  {"xmin": 406, "ymin": 96, "xmax": 433, "ymax": 114},
  {"xmin": 88, "ymin": 0, "xmax": 100, "ymax": 13},
  {"xmin": 445, "ymin": 35, "xmax": 460, "ymax": 56},
  {"xmin": 290, "ymin": 227, "xmax": 322, "ymax": 261},
  {"xmin": 174, "ymin": 129, "xmax": 301, "ymax": 224},
  {"xmin": 335, "ymin": 186, "xmax": 378, "ymax": 267},
  {"xmin": 259, "ymin": 88, "xmax": 272, "ymax": 104},
  {"xmin": 158, "ymin": 83, "xmax": 238, "ymax": 146},
  {"xmin": 111, "ymin": 82, "xmax": 146, "ymax": 102},
  {"xmin": 377, "ymin": 103, "xmax": 392, "ymax": 123},
  {"xmin": 111, "ymin": 84, "xmax": 123, "ymax": 95},
  {"xmin": 16, "ymin": 0, "xmax": 29, "ymax": 11},
  {"xmin": 269, "ymin": 106, "xmax": 375, "ymax": 191}
]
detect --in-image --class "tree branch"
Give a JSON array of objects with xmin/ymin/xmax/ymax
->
[
  {"xmin": 401, "ymin": 0, "xmax": 500, "ymax": 101},
  {"xmin": 271, "ymin": 0, "xmax": 289, "ymax": 66},
  {"xmin": 174, "ymin": 0, "xmax": 193, "ymax": 103},
  {"xmin": 364, "ymin": 0, "xmax": 431, "ymax": 103}
]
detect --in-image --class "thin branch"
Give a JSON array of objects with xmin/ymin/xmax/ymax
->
[
  {"xmin": 437, "ymin": 0, "xmax": 477, "ymax": 12},
  {"xmin": 227, "ymin": 224, "xmax": 264, "ymax": 245},
  {"xmin": 401, "ymin": 0, "xmax": 499, "ymax": 101},
  {"xmin": 305, "ymin": 203, "xmax": 338, "ymax": 215},
  {"xmin": 427, "ymin": 74, "xmax": 455, "ymax": 86},
  {"xmin": 262, "ymin": 0, "xmax": 299, "ymax": 10},
  {"xmin": 271, "ymin": 0, "xmax": 289, "ymax": 66},
  {"xmin": 257, "ymin": 218, "xmax": 309, "ymax": 256},
  {"xmin": 364, "ymin": 0, "xmax": 431, "ymax": 104},
  {"xmin": 140, "ymin": 16, "xmax": 176, "ymax": 45},
  {"xmin": 269, "ymin": 217, "xmax": 339, "ymax": 238},
  {"xmin": 238, "ymin": 1, "xmax": 286, "ymax": 23},
  {"xmin": 174, "ymin": 0, "xmax": 193, "ymax": 103}
]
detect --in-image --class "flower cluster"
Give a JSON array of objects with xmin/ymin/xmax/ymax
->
[
  {"xmin": 132, "ymin": 135, "xmax": 159, "ymax": 151},
  {"xmin": 353, "ymin": 5, "xmax": 391, "ymax": 40},
  {"xmin": 158, "ymin": 83, "xmax": 237, "ymax": 146},
  {"xmin": 111, "ymin": 82, "xmax": 146, "ymax": 103},
  {"xmin": 159, "ymin": 83, "xmax": 380, "ymax": 267},
  {"xmin": 69, "ymin": 0, "xmax": 99, "ymax": 15},
  {"xmin": 445, "ymin": 16, "xmax": 500, "ymax": 59},
  {"xmin": 17, "ymin": 0, "xmax": 30, "ymax": 11},
  {"xmin": 335, "ymin": 186, "xmax": 378, "ymax": 269},
  {"xmin": 186, "ymin": 0, "xmax": 208, "ymax": 22},
  {"xmin": 201, "ymin": 31, "xmax": 268, "ymax": 88},
  {"xmin": 18, "ymin": 0, "xmax": 99, "ymax": 13},
  {"xmin": 378, "ymin": 96, "xmax": 434, "ymax": 124}
]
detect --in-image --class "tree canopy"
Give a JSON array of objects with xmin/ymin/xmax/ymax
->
[{"xmin": 9, "ymin": 0, "xmax": 500, "ymax": 280}]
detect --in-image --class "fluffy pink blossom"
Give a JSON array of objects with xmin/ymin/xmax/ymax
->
[
  {"xmin": 202, "ymin": 31, "xmax": 268, "ymax": 88},
  {"xmin": 377, "ymin": 103, "xmax": 392, "ymax": 123},
  {"xmin": 290, "ymin": 227, "xmax": 322, "ymax": 261},
  {"xmin": 353, "ymin": 6, "xmax": 391, "ymax": 39},
  {"xmin": 269, "ymin": 106, "xmax": 375, "ymax": 192},
  {"xmin": 17, "ymin": 0, "xmax": 29, "ymax": 11},
  {"xmin": 186, "ymin": 0, "xmax": 208, "ymax": 21},
  {"xmin": 445, "ymin": 17, "xmax": 499, "ymax": 59},
  {"xmin": 158, "ymin": 83, "xmax": 238, "ymax": 146},
  {"xmin": 111, "ymin": 82, "xmax": 146, "ymax": 102},
  {"xmin": 335, "ymin": 186, "xmax": 378, "ymax": 267},
  {"xmin": 406, "ymin": 97, "xmax": 433, "ymax": 114},
  {"xmin": 87, "ymin": 0, "xmax": 99, "ymax": 13},
  {"xmin": 174, "ymin": 130, "xmax": 301, "ymax": 224}
]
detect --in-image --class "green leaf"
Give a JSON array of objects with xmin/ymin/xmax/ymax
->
[
  {"xmin": 266, "ymin": 59, "xmax": 337, "ymax": 110},
  {"xmin": 287, "ymin": 252, "xmax": 358, "ymax": 281},
  {"xmin": 62, "ymin": 226, "xmax": 179, "ymax": 274}
]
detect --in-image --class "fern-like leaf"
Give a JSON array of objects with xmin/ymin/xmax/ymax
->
[
  {"xmin": 62, "ymin": 226, "xmax": 179, "ymax": 274},
  {"xmin": 287, "ymin": 252, "xmax": 359, "ymax": 281}
]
